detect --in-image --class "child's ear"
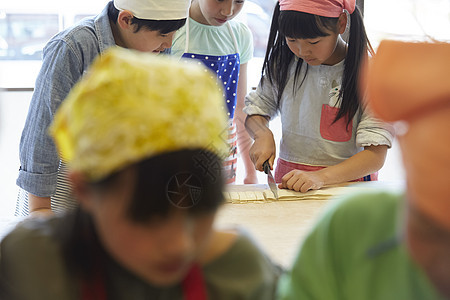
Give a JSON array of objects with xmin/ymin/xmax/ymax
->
[
  {"xmin": 338, "ymin": 12, "xmax": 347, "ymax": 35},
  {"xmin": 69, "ymin": 171, "xmax": 94, "ymax": 212},
  {"xmin": 117, "ymin": 10, "xmax": 135, "ymax": 30}
]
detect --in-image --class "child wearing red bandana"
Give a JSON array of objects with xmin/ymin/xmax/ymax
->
[{"xmin": 244, "ymin": 0, "xmax": 394, "ymax": 192}]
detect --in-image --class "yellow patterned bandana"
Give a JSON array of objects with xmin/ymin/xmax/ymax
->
[{"xmin": 49, "ymin": 47, "xmax": 229, "ymax": 181}]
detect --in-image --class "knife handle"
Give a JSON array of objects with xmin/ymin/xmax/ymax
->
[{"xmin": 263, "ymin": 160, "xmax": 270, "ymax": 174}]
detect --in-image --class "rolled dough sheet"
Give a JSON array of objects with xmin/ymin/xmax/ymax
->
[{"xmin": 223, "ymin": 182, "xmax": 393, "ymax": 203}]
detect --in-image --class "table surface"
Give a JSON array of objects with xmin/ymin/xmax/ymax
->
[
  {"xmin": 215, "ymin": 200, "xmax": 329, "ymax": 267},
  {"xmin": 215, "ymin": 181, "xmax": 405, "ymax": 267},
  {"xmin": 0, "ymin": 181, "xmax": 405, "ymax": 268}
]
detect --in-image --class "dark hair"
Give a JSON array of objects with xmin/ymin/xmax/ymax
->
[
  {"xmin": 59, "ymin": 149, "xmax": 224, "ymax": 281},
  {"xmin": 107, "ymin": 1, "xmax": 186, "ymax": 34},
  {"xmin": 262, "ymin": 3, "xmax": 373, "ymax": 126}
]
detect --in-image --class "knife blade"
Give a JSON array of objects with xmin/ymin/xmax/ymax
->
[{"xmin": 263, "ymin": 160, "xmax": 278, "ymax": 200}]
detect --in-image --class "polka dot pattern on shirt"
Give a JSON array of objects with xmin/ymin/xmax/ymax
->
[{"xmin": 181, "ymin": 52, "xmax": 240, "ymax": 119}]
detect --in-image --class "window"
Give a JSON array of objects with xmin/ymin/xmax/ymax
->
[
  {"xmin": 73, "ymin": 14, "xmax": 95, "ymax": 24},
  {"xmin": 0, "ymin": 13, "xmax": 59, "ymax": 60},
  {"xmin": 244, "ymin": 0, "xmax": 275, "ymax": 57},
  {"xmin": 365, "ymin": 0, "xmax": 450, "ymax": 48}
]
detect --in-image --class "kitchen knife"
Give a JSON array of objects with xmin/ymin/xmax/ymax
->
[{"xmin": 263, "ymin": 160, "xmax": 279, "ymax": 200}]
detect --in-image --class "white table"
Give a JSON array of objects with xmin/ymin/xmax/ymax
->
[{"xmin": 215, "ymin": 181, "xmax": 405, "ymax": 267}]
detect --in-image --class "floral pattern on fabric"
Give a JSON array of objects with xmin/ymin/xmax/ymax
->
[{"xmin": 50, "ymin": 47, "xmax": 229, "ymax": 181}]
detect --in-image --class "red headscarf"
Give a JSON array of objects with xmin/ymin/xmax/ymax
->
[{"xmin": 279, "ymin": 0, "xmax": 355, "ymax": 17}]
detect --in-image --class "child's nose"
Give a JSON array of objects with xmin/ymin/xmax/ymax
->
[
  {"xmin": 221, "ymin": 2, "xmax": 234, "ymax": 17},
  {"xmin": 298, "ymin": 44, "xmax": 311, "ymax": 57},
  {"xmin": 162, "ymin": 35, "xmax": 175, "ymax": 49},
  {"xmin": 160, "ymin": 214, "xmax": 196, "ymax": 255},
  {"xmin": 165, "ymin": 223, "xmax": 194, "ymax": 256}
]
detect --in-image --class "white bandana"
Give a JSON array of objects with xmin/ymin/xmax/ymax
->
[{"xmin": 113, "ymin": 0, "xmax": 190, "ymax": 20}]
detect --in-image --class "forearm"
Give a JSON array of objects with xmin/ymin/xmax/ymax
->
[
  {"xmin": 244, "ymin": 114, "xmax": 276, "ymax": 171},
  {"xmin": 28, "ymin": 193, "xmax": 52, "ymax": 212},
  {"xmin": 236, "ymin": 127, "xmax": 257, "ymax": 181},
  {"xmin": 318, "ymin": 145, "xmax": 388, "ymax": 185},
  {"xmin": 235, "ymin": 113, "xmax": 256, "ymax": 170},
  {"xmin": 234, "ymin": 93, "xmax": 256, "ymax": 183},
  {"xmin": 244, "ymin": 114, "xmax": 272, "ymax": 140},
  {"xmin": 235, "ymin": 63, "xmax": 257, "ymax": 182},
  {"xmin": 239, "ymin": 141, "xmax": 256, "ymax": 172}
]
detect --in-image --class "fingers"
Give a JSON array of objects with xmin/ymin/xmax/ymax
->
[
  {"xmin": 280, "ymin": 170, "xmax": 322, "ymax": 192},
  {"xmin": 248, "ymin": 146, "xmax": 260, "ymax": 170},
  {"xmin": 269, "ymin": 156, "xmax": 275, "ymax": 170},
  {"xmin": 248, "ymin": 131, "xmax": 276, "ymax": 172},
  {"xmin": 249, "ymin": 151, "xmax": 266, "ymax": 172},
  {"xmin": 249, "ymin": 147, "xmax": 275, "ymax": 172}
]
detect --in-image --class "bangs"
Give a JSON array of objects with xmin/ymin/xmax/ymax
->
[
  {"xmin": 128, "ymin": 149, "xmax": 225, "ymax": 223},
  {"xmin": 131, "ymin": 18, "xmax": 187, "ymax": 34},
  {"xmin": 279, "ymin": 11, "xmax": 338, "ymax": 39}
]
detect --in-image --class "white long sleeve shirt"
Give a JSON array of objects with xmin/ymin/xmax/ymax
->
[{"xmin": 244, "ymin": 58, "xmax": 394, "ymax": 167}]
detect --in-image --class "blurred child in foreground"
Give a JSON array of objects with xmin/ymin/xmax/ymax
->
[
  {"xmin": 1, "ymin": 48, "xmax": 280, "ymax": 300},
  {"xmin": 278, "ymin": 40, "xmax": 450, "ymax": 299}
]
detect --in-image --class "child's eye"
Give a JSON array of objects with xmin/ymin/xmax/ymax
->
[{"xmin": 309, "ymin": 40, "xmax": 320, "ymax": 45}]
